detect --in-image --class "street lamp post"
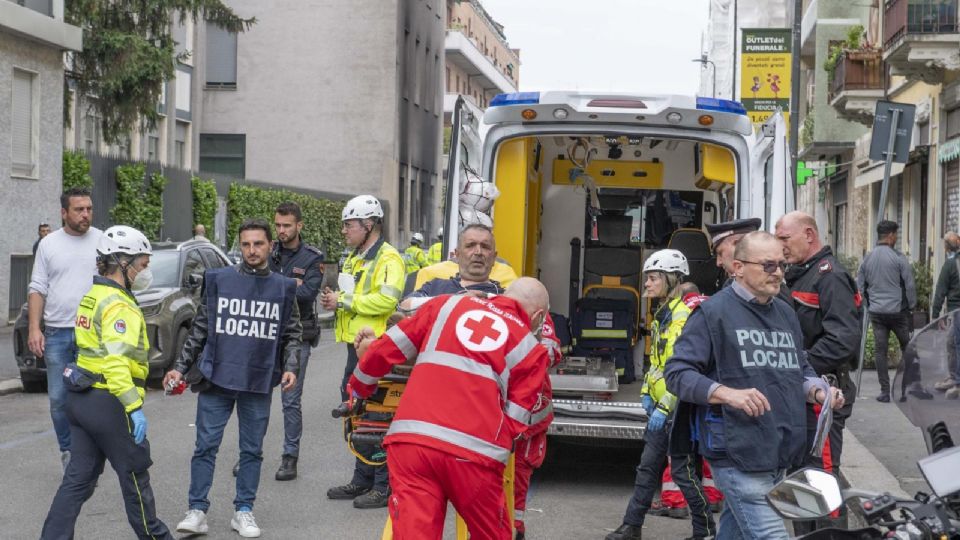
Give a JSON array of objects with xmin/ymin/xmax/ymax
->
[{"xmin": 692, "ymin": 56, "xmax": 717, "ymax": 98}]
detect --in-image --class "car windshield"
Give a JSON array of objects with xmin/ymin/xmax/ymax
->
[
  {"xmin": 894, "ymin": 309, "xmax": 960, "ymax": 448},
  {"xmin": 148, "ymin": 251, "xmax": 180, "ymax": 288}
]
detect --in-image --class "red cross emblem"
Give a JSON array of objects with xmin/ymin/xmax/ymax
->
[{"xmin": 455, "ymin": 310, "xmax": 508, "ymax": 352}]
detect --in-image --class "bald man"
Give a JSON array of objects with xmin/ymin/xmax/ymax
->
[{"xmin": 350, "ymin": 277, "xmax": 550, "ymax": 540}]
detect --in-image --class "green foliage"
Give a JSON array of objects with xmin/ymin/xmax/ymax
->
[
  {"xmin": 191, "ymin": 177, "xmax": 218, "ymax": 236},
  {"xmin": 862, "ymin": 322, "xmax": 902, "ymax": 369},
  {"xmin": 912, "ymin": 259, "xmax": 934, "ymax": 312},
  {"xmin": 227, "ymin": 184, "xmax": 345, "ymax": 258},
  {"xmin": 64, "ymin": 1, "xmax": 255, "ymax": 142},
  {"xmin": 823, "ymin": 25, "xmax": 865, "ymax": 81},
  {"xmin": 836, "ymin": 254, "xmax": 860, "ymax": 276},
  {"xmin": 110, "ymin": 164, "xmax": 167, "ymax": 240},
  {"xmin": 62, "ymin": 150, "xmax": 93, "ymax": 190},
  {"xmin": 800, "ymin": 114, "xmax": 814, "ymax": 148}
]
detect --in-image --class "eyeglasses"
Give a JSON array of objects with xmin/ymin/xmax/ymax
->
[{"xmin": 737, "ymin": 259, "xmax": 788, "ymax": 274}]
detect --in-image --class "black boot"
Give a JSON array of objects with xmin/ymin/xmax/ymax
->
[
  {"xmin": 605, "ymin": 523, "xmax": 642, "ymax": 540},
  {"xmin": 275, "ymin": 455, "xmax": 298, "ymax": 481}
]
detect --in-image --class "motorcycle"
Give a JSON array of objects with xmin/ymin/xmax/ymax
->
[{"xmin": 765, "ymin": 310, "xmax": 960, "ymax": 540}]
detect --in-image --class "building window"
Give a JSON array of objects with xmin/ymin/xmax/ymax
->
[
  {"xmin": 834, "ymin": 204, "xmax": 847, "ymax": 254},
  {"xmin": 175, "ymin": 121, "xmax": 188, "ymax": 168},
  {"xmin": 947, "ymin": 107, "xmax": 960, "ymax": 139},
  {"xmin": 205, "ymin": 21, "xmax": 237, "ymax": 88},
  {"xmin": 176, "ymin": 67, "xmax": 192, "ymax": 117},
  {"xmin": 12, "ymin": 68, "xmax": 38, "ymax": 177},
  {"xmin": 198, "ymin": 134, "xmax": 246, "ymax": 177},
  {"xmin": 83, "ymin": 112, "xmax": 100, "ymax": 154},
  {"xmin": 147, "ymin": 134, "xmax": 160, "ymax": 162},
  {"xmin": 173, "ymin": 20, "xmax": 189, "ymax": 57},
  {"xmin": 16, "ymin": 0, "xmax": 52, "ymax": 17}
]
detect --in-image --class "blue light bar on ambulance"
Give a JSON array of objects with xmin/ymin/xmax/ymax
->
[
  {"xmin": 490, "ymin": 92, "xmax": 541, "ymax": 107},
  {"xmin": 695, "ymin": 97, "xmax": 747, "ymax": 115}
]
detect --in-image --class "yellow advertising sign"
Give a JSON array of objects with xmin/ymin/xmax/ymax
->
[{"xmin": 741, "ymin": 28, "xmax": 791, "ymax": 128}]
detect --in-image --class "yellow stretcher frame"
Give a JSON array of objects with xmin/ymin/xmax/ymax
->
[{"xmin": 380, "ymin": 454, "xmax": 516, "ymax": 539}]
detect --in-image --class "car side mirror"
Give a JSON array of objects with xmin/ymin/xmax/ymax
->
[
  {"xmin": 765, "ymin": 468, "xmax": 842, "ymax": 520},
  {"xmin": 187, "ymin": 273, "xmax": 203, "ymax": 290}
]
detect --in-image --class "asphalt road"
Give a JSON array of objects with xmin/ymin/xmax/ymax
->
[{"xmin": 0, "ymin": 334, "xmax": 696, "ymax": 540}]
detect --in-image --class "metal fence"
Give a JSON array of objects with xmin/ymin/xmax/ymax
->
[{"xmin": 86, "ymin": 152, "xmax": 194, "ymax": 241}]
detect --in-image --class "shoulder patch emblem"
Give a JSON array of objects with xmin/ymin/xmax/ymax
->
[
  {"xmin": 114, "ymin": 320, "xmax": 127, "ymax": 334},
  {"xmin": 455, "ymin": 310, "xmax": 508, "ymax": 352},
  {"xmin": 292, "ymin": 267, "xmax": 306, "ymax": 275},
  {"xmin": 818, "ymin": 260, "xmax": 832, "ymax": 274}
]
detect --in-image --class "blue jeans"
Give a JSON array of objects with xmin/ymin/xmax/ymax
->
[
  {"xmin": 280, "ymin": 342, "xmax": 312, "ymax": 457},
  {"xmin": 188, "ymin": 386, "xmax": 272, "ymax": 512},
  {"xmin": 711, "ymin": 465, "xmax": 788, "ymax": 540},
  {"xmin": 45, "ymin": 326, "xmax": 77, "ymax": 451}
]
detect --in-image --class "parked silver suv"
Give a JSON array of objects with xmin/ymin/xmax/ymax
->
[{"xmin": 12, "ymin": 240, "xmax": 231, "ymax": 391}]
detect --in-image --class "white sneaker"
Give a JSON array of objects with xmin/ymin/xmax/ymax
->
[
  {"xmin": 231, "ymin": 510, "xmax": 261, "ymax": 538},
  {"xmin": 176, "ymin": 509, "xmax": 209, "ymax": 534}
]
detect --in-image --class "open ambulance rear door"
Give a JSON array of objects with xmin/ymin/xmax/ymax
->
[
  {"xmin": 443, "ymin": 96, "xmax": 485, "ymax": 258},
  {"xmin": 748, "ymin": 111, "xmax": 794, "ymax": 228}
]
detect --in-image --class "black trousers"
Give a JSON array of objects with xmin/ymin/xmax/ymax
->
[
  {"xmin": 622, "ymin": 422, "xmax": 715, "ymax": 537},
  {"xmin": 41, "ymin": 388, "xmax": 172, "ymax": 540},
  {"xmin": 341, "ymin": 344, "xmax": 390, "ymax": 493},
  {"xmin": 870, "ymin": 311, "xmax": 911, "ymax": 393}
]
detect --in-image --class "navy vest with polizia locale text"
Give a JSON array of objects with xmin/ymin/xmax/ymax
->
[
  {"xmin": 199, "ymin": 267, "xmax": 296, "ymax": 394},
  {"xmin": 697, "ymin": 286, "xmax": 808, "ymax": 472}
]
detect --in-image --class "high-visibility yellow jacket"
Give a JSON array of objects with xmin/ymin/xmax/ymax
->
[
  {"xmin": 75, "ymin": 277, "xmax": 149, "ymax": 413},
  {"xmin": 403, "ymin": 245, "xmax": 428, "ymax": 274},
  {"xmin": 336, "ymin": 237, "xmax": 405, "ymax": 341},
  {"xmin": 426, "ymin": 242, "xmax": 444, "ymax": 265},
  {"xmin": 640, "ymin": 296, "xmax": 691, "ymax": 414},
  {"xmin": 413, "ymin": 260, "xmax": 519, "ymax": 290}
]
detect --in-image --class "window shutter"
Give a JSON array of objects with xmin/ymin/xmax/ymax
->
[
  {"xmin": 12, "ymin": 70, "xmax": 34, "ymax": 171},
  {"xmin": 205, "ymin": 23, "xmax": 237, "ymax": 85}
]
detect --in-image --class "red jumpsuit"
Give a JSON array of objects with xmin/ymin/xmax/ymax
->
[
  {"xmin": 350, "ymin": 294, "xmax": 549, "ymax": 540},
  {"xmin": 513, "ymin": 314, "xmax": 562, "ymax": 535}
]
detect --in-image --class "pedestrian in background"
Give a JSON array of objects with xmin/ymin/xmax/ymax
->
[
  {"xmin": 402, "ymin": 232, "xmax": 428, "ymax": 275},
  {"xmin": 28, "ymin": 187, "xmax": 103, "ymax": 471},
  {"xmin": 192, "ymin": 224, "xmax": 209, "ymax": 242},
  {"xmin": 932, "ymin": 232, "xmax": 960, "ymax": 398},
  {"xmin": 165, "ymin": 219, "xmax": 301, "ymax": 538},
  {"xmin": 268, "ymin": 201, "xmax": 324, "ymax": 481},
  {"xmin": 320, "ymin": 195, "xmax": 405, "ymax": 510},
  {"xmin": 856, "ymin": 220, "xmax": 918, "ymax": 402},
  {"xmin": 426, "ymin": 227, "xmax": 444, "ymax": 265},
  {"xmin": 32, "ymin": 222, "xmax": 52, "ymax": 255},
  {"xmin": 41, "ymin": 226, "xmax": 172, "ymax": 540},
  {"xmin": 705, "ymin": 218, "xmax": 762, "ymax": 285},
  {"xmin": 666, "ymin": 232, "xmax": 845, "ymax": 540}
]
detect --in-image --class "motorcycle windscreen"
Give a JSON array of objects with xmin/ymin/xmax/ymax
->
[{"xmin": 893, "ymin": 308, "xmax": 960, "ymax": 442}]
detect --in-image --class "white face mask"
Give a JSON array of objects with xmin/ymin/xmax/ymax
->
[{"xmin": 131, "ymin": 267, "xmax": 153, "ymax": 291}]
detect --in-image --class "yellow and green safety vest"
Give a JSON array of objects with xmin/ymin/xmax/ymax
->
[
  {"xmin": 336, "ymin": 237, "xmax": 405, "ymax": 341},
  {"xmin": 426, "ymin": 242, "xmax": 444, "ymax": 265},
  {"xmin": 75, "ymin": 277, "xmax": 149, "ymax": 413},
  {"xmin": 640, "ymin": 296, "xmax": 692, "ymax": 414},
  {"xmin": 403, "ymin": 245, "xmax": 428, "ymax": 274}
]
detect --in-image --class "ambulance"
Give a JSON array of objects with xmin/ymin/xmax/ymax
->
[{"xmin": 442, "ymin": 91, "xmax": 792, "ymax": 443}]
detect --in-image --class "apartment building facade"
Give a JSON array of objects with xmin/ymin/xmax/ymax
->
[{"xmin": 1, "ymin": 0, "xmax": 82, "ymax": 323}]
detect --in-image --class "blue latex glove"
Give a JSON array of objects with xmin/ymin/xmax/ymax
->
[
  {"xmin": 130, "ymin": 410, "xmax": 147, "ymax": 444},
  {"xmin": 641, "ymin": 395, "xmax": 655, "ymax": 416},
  {"xmin": 647, "ymin": 409, "xmax": 668, "ymax": 432}
]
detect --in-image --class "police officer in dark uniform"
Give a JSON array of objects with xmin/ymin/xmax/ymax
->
[
  {"xmin": 705, "ymin": 218, "xmax": 762, "ymax": 287},
  {"xmin": 270, "ymin": 201, "xmax": 324, "ymax": 481},
  {"xmin": 775, "ymin": 211, "xmax": 861, "ymax": 532}
]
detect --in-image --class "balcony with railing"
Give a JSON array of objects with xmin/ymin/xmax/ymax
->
[
  {"xmin": 883, "ymin": 0, "xmax": 960, "ymax": 81},
  {"xmin": 829, "ymin": 50, "xmax": 886, "ymax": 125}
]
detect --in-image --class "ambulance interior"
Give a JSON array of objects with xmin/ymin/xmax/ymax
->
[{"xmin": 483, "ymin": 134, "xmax": 736, "ymax": 398}]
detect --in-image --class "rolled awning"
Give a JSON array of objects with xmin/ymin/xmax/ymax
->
[
  {"xmin": 854, "ymin": 161, "xmax": 905, "ymax": 189},
  {"xmin": 941, "ymin": 137, "xmax": 960, "ymax": 163}
]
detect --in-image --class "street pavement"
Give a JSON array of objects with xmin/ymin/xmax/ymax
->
[
  {"xmin": 0, "ymin": 334, "xmax": 695, "ymax": 539},
  {"xmin": 0, "ymin": 326, "xmax": 937, "ymax": 539}
]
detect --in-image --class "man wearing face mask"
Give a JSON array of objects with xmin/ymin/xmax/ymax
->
[
  {"xmin": 350, "ymin": 277, "xmax": 551, "ymax": 540},
  {"xmin": 41, "ymin": 225, "xmax": 173, "ymax": 540}
]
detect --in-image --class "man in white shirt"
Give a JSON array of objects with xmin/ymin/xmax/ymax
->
[{"xmin": 28, "ymin": 187, "xmax": 102, "ymax": 469}]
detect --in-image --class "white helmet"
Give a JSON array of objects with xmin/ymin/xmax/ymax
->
[
  {"xmin": 437, "ymin": 227, "xmax": 444, "ymax": 238},
  {"xmin": 98, "ymin": 225, "xmax": 152, "ymax": 256},
  {"xmin": 342, "ymin": 195, "xmax": 384, "ymax": 221},
  {"xmin": 411, "ymin": 232, "xmax": 424, "ymax": 244},
  {"xmin": 643, "ymin": 249, "xmax": 689, "ymax": 276}
]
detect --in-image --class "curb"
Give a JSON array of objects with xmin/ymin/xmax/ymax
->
[
  {"xmin": 839, "ymin": 428, "xmax": 910, "ymax": 528},
  {"xmin": 0, "ymin": 378, "xmax": 24, "ymax": 396}
]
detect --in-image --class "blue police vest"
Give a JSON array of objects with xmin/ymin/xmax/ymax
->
[
  {"xmin": 696, "ymin": 287, "xmax": 808, "ymax": 472},
  {"xmin": 199, "ymin": 267, "xmax": 296, "ymax": 394}
]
